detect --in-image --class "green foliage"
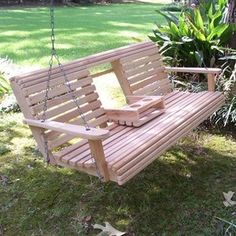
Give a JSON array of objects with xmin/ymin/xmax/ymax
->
[
  {"xmin": 0, "ymin": 94, "xmax": 20, "ymax": 113},
  {"xmin": 150, "ymin": 0, "xmax": 233, "ymax": 67},
  {"xmin": 150, "ymin": 0, "xmax": 236, "ymax": 127},
  {"xmin": 215, "ymin": 217, "xmax": 236, "ymax": 235},
  {"xmin": 161, "ymin": 2, "xmax": 183, "ymax": 12},
  {"xmin": 0, "ymin": 58, "xmax": 14, "ymax": 98},
  {"xmin": 212, "ymin": 64, "xmax": 236, "ymax": 126},
  {"xmin": 214, "ymin": 96, "xmax": 236, "ymax": 126},
  {"xmin": 0, "ymin": 74, "xmax": 11, "ymax": 98},
  {"xmin": 0, "ymin": 58, "xmax": 19, "ymax": 114}
]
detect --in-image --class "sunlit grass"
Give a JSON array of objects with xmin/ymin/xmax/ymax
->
[{"xmin": 0, "ymin": 3, "xmax": 165, "ymax": 67}]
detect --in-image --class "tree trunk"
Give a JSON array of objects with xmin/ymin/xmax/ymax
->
[{"xmin": 228, "ymin": 0, "xmax": 236, "ymax": 48}]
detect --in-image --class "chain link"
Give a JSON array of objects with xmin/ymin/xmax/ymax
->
[{"xmin": 40, "ymin": 0, "xmax": 103, "ymax": 181}]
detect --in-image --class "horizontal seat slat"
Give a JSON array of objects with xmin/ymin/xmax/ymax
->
[
  {"xmin": 46, "ymin": 101, "xmax": 105, "ymax": 140},
  {"xmin": 82, "ymin": 92, "xmax": 192, "ymax": 167},
  {"xmin": 103, "ymin": 93, "xmax": 202, "ymax": 166},
  {"xmin": 47, "ymin": 106, "xmax": 106, "ymax": 140},
  {"xmin": 117, "ymin": 95, "xmax": 224, "ymax": 184},
  {"xmin": 109, "ymin": 92, "xmax": 222, "ymax": 171},
  {"xmin": 49, "ymin": 114, "xmax": 108, "ymax": 149},
  {"xmin": 54, "ymin": 123, "xmax": 120, "ymax": 158},
  {"xmin": 58, "ymin": 126, "xmax": 124, "ymax": 164}
]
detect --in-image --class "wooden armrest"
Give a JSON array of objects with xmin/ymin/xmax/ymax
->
[
  {"xmin": 165, "ymin": 67, "xmax": 221, "ymax": 92},
  {"xmin": 164, "ymin": 67, "xmax": 221, "ymax": 75},
  {"xmin": 23, "ymin": 119, "xmax": 110, "ymax": 140}
]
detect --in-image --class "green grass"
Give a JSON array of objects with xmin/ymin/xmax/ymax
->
[
  {"xmin": 1, "ymin": 112, "xmax": 236, "ymax": 235},
  {"xmin": 0, "ymin": 3, "xmax": 165, "ymax": 67}
]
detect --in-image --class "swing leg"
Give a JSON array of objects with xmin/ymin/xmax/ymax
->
[{"xmin": 88, "ymin": 140, "xmax": 110, "ymax": 182}]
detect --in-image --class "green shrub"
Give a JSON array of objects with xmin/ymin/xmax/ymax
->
[
  {"xmin": 150, "ymin": 0, "xmax": 233, "ymax": 67},
  {"xmin": 212, "ymin": 64, "xmax": 236, "ymax": 126},
  {"xmin": 161, "ymin": 3, "xmax": 183, "ymax": 12},
  {"xmin": 150, "ymin": 0, "xmax": 236, "ymax": 127},
  {"xmin": 0, "ymin": 94, "xmax": 20, "ymax": 113},
  {"xmin": 0, "ymin": 58, "xmax": 20, "ymax": 113},
  {"xmin": 0, "ymin": 73, "xmax": 11, "ymax": 98}
]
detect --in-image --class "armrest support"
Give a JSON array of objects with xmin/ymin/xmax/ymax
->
[
  {"xmin": 23, "ymin": 119, "xmax": 110, "ymax": 140},
  {"xmin": 164, "ymin": 67, "xmax": 222, "ymax": 92}
]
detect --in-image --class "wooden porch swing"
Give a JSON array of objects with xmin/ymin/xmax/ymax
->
[{"xmin": 10, "ymin": 2, "xmax": 225, "ymax": 185}]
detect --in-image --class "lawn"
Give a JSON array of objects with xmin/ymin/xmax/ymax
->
[
  {"xmin": 1, "ymin": 112, "xmax": 236, "ymax": 235},
  {"xmin": 1, "ymin": 2, "xmax": 236, "ymax": 236},
  {"xmin": 0, "ymin": 3, "xmax": 166, "ymax": 67}
]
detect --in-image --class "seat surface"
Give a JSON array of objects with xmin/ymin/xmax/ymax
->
[{"xmin": 54, "ymin": 91, "xmax": 224, "ymax": 185}]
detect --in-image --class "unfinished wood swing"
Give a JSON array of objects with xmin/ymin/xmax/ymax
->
[
  {"xmin": 10, "ymin": 3, "xmax": 225, "ymax": 185},
  {"xmin": 10, "ymin": 41, "xmax": 225, "ymax": 185}
]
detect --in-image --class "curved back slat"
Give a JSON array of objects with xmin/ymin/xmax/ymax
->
[
  {"xmin": 10, "ymin": 67, "xmax": 107, "ymax": 150},
  {"xmin": 114, "ymin": 45, "xmax": 172, "ymax": 96}
]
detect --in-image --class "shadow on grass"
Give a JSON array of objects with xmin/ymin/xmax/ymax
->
[{"xmin": 1, "ymin": 138, "xmax": 236, "ymax": 235}]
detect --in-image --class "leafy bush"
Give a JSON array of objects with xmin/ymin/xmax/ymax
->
[
  {"xmin": 212, "ymin": 64, "xmax": 236, "ymax": 126},
  {"xmin": 161, "ymin": 3, "xmax": 183, "ymax": 12},
  {"xmin": 0, "ymin": 58, "xmax": 20, "ymax": 113},
  {"xmin": 0, "ymin": 94, "xmax": 20, "ymax": 113},
  {"xmin": 0, "ymin": 73, "xmax": 19, "ymax": 113},
  {"xmin": 150, "ymin": 0, "xmax": 233, "ymax": 67},
  {"xmin": 0, "ymin": 73, "xmax": 11, "ymax": 98},
  {"xmin": 150, "ymin": 0, "xmax": 236, "ymax": 127}
]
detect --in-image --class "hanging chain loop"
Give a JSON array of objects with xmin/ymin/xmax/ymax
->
[
  {"xmin": 40, "ymin": 0, "xmax": 103, "ymax": 181},
  {"xmin": 42, "ymin": 0, "xmax": 90, "ymax": 129}
]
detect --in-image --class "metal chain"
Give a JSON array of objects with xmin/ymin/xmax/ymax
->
[
  {"xmin": 41, "ymin": 0, "xmax": 90, "ymax": 128},
  {"xmin": 40, "ymin": 0, "xmax": 103, "ymax": 181},
  {"xmin": 41, "ymin": 44, "xmax": 54, "ymax": 163},
  {"xmin": 53, "ymin": 53, "xmax": 90, "ymax": 131}
]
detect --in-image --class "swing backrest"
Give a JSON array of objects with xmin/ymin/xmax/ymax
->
[
  {"xmin": 10, "ymin": 66, "xmax": 108, "ymax": 149},
  {"xmin": 112, "ymin": 44, "xmax": 172, "ymax": 97}
]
